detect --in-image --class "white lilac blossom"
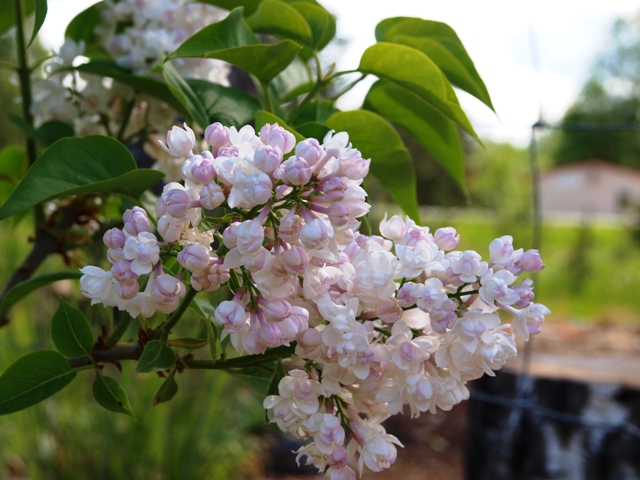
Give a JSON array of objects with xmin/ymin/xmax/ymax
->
[
  {"xmin": 30, "ymin": 1, "xmax": 228, "ymax": 176},
  {"xmin": 80, "ymin": 122, "xmax": 549, "ymax": 478}
]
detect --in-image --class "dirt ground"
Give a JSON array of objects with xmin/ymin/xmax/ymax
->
[{"xmin": 263, "ymin": 321, "xmax": 640, "ymax": 480}]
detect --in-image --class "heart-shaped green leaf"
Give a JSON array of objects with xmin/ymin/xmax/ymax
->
[
  {"xmin": 65, "ymin": 2, "xmax": 103, "ymax": 45},
  {"xmin": 166, "ymin": 8, "xmax": 301, "ymax": 82},
  {"xmin": 93, "ymin": 374, "xmax": 135, "ymax": 417},
  {"xmin": 186, "ymin": 79, "xmax": 261, "ymax": 128},
  {"xmin": 364, "ymin": 80, "xmax": 466, "ymax": 189},
  {"xmin": 247, "ymin": 0, "xmax": 313, "ymax": 47},
  {"xmin": 152, "ymin": 374, "xmax": 179, "ymax": 406},
  {"xmin": 0, "ymin": 351, "xmax": 76, "ymax": 415},
  {"xmin": 162, "ymin": 62, "xmax": 209, "ymax": 129},
  {"xmin": 288, "ymin": 1, "xmax": 336, "ymax": 51},
  {"xmin": 326, "ymin": 109, "xmax": 419, "ymax": 221},
  {"xmin": 51, "ymin": 301, "xmax": 94, "ymax": 358},
  {"xmin": 358, "ymin": 42, "xmax": 479, "ymax": 142},
  {"xmin": 375, "ymin": 17, "xmax": 494, "ymax": 111},
  {"xmin": 0, "ymin": 146, "xmax": 26, "ymax": 205},
  {"xmin": 135, "ymin": 340, "xmax": 176, "ymax": 373},
  {"xmin": 0, "ymin": 272, "xmax": 82, "ymax": 316},
  {"xmin": 0, "ymin": 136, "xmax": 165, "ymax": 220}
]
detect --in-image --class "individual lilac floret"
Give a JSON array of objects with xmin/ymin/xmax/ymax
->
[{"xmin": 159, "ymin": 123, "xmax": 196, "ymax": 158}]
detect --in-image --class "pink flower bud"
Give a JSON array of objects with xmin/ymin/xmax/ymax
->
[
  {"xmin": 328, "ymin": 447, "xmax": 349, "ymax": 469},
  {"xmin": 259, "ymin": 123, "xmax": 295, "ymax": 154},
  {"xmin": 177, "ymin": 242, "xmax": 211, "ymax": 273},
  {"xmin": 376, "ymin": 297, "xmax": 402, "ymax": 323},
  {"xmin": 327, "ymin": 202, "xmax": 351, "ymax": 227},
  {"xmin": 320, "ymin": 176, "xmax": 347, "ymax": 202},
  {"xmin": 107, "ymin": 248, "xmax": 124, "ymax": 263},
  {"xmin": 200, "ymin": 182, "xmax": 225, "ymax": 210},
  {"xmin": 157, "ymin": 216, "xmax": 186, "ymax": 243},
  {"xmin": 191, "ymin": 158, "xmax": 216, "ymax": 185},
  {"xmin": 111, "ymin": 259, "xmax": 137, "ymax": 283},
  {"xmin": 123, "ymin": 207, "xmax": 149, "ymax": 236},
  {"xmin": 244, "ymin": 247, "xmax": 272, "ymax": 271},
  {"xmin": 397, "ymin": 282, "xmax": 425, "ymax": 308},
  {"xmin": 159, "ymin": 123, "xmax": 196, "ymax": 157},
  {"xmin": 429, "ymin": 300, "xmax": 458, "ymax": 334},
  {"xmin": 434, "ymin": 227, "xmax": 460, "ymax": 251},
  {"xmin": 262, "ymin": 299, "xmax": 292, "ymax": 321},
  {"xmin": 163, "ymin": 188, "xmax": 191, "ymax": 218},
  {"xmin": 204, "ymin": 122, "xmax": 230, "ymax": 151},
  {"xmin": 116, "ymin": 279, "xmax": 139, "ymax": 299},
  {"xmin": 207, "ymin": 263, "xmax": 230, "ymax": 286},
  {"xmin": 215, "ymin": 300, "xmax": 247, "ymax": 332},
  {"xmin": 151, "ymin": 274, "xmax": 186, "ymax": 314},
  {"xmin": 254, "ymin": 145, "xmax": 283, "ymax": 173},
  {"xmin": 517, "ymin": 249, "xmax": 545, "ymax": 273},
  {"xmin": 223, "ymin": 222, "xmax": 240, "ymax": 249},
  {"xmin": 337, "ymin": 149, "xmax": 369, "ymax": 180},
  {"xmin": 512, "ymin": 278, "xmax": 535, "ymax": 308},
  {"xmin": 279, "ymin": 245, "xmax": 309, "ymax": 275},
  {"xmin": 217, "ymin": 145, "xmax": 239, "ymax": 158},
  {"xmin": 242, "ymin": 173, "xmax": 272, "ymax": 205},
  {"xmin": 103, "ymin": 228, "xmax": 126, "ymax": 249},
  {"xmin": 278, "ymin": 211, "xmax": 302, "ymax": 244},
  {"xmin": 300, "ymin": 218, "xmax": 333, "ymax": 250},
  {"xmin": 281, "ymin": 157, "xmax": 312, "ymax": 186},
  {"xmin": 236, "ymin": 220, "xmax": 265, "ymax": 254},
  {"xmin": 257, "ymin": 321, "xmax": 282, "ymax": 348},
  {"xmin": 295, "ymin": 138, "xmax": 324, "ymax": 166}
]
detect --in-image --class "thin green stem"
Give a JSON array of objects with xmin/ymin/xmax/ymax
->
[
  {"xmin": 373, "ymin": 326, "xmax": 391, "ymax": 337},
  {"xmin": 155, "ymin": 286, "xmax": 198, "ymax": 337},
  {"xmin": 184, "ymin": 343, "xmax": 295, "ymax": 370},
  {"xmin": 106, "ymin": 311, "xmax": 134, "ymax": 346},
  {"xmin": 261, "ymin": 81, "xmax": 274, "ymax": 114},
  {"xmin": 324, "ymin": 69, "xmax": 359, "ymax": 84},
  {"xmin": 327, "ymin": 73, "xmax": 367, "ymax": 101}
]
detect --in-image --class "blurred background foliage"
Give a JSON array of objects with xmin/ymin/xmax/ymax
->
[{"xmin": 3, "ymin": 4, "xmax": 640, "ymax": 480}]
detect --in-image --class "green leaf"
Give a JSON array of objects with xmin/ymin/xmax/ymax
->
[
  {"xmin": 0, "ymin": 351, "xmax": 76, "ymax": 415},
  {"xmin": 64, "ymin": 2, "xmax": 102, "ymax": 45},
  {"xmin": 189, "ymin": 298, "xmax": 215, "ymax": 320},
  {"xmin": 51, "ymin": 301, "xmax": 94, "ymax": 358},
  {"xmin": 152, "ymin": 373, "xmax": 178, "ymax": 406},
  {"xmin": 27, "ymin": 0, "xmax": 47, "ymax": 48},
  {"xmin": 93, "ymin": 374, "xmax": 135, "ymax": 417},
  {"xmin": 0, "ymin": 136, "xmax": 165, "ymax": 220},
  {"xmin": 358, "ymin": 42, "xmax": 479, "ymax": 142},
  {"xmin": 0, "ymin": 0, "xmax": 34, "ymax": 37},
  {"xmin": 167, "ymin": 337, "xmax": 209, "ymax": 349},
  {"xmin": 135, "ymin": 340, "xmax": 176, "ymax": 373},
  {"xmin": 293, "ymin": 100, "xmax": 338, "ymax": 125},
  {"xmin": 364, "ymin": 80, "xmax": 466, "ymax": 189},
  {"xmin": 279, "ymin": 81, "xmax": 314, "ymax": 102},
  {"xmin": 255, "ymin": 110, "xmax": 304, "ymax": 143},
  {"xmin": 162, "ymin": 62, "xmax": 209, "ymax": 129},
  {"xmin": 295, "ymin": 121, "xmax": 329, "ymax": 140},
  {"xmin": 199, "ymin": 0, "xmax": 262, "ymax": 16},
  {"xmin": 36, "ymin": 121, "xmax": 75, "ymax": 147},
  {"xmin": 69, "ymin": 61, "xmax": 188, "ymax": 116},
  {"xmin": 166, "ymin": 8, "xmax": 302, "ymax": 82},
  {"xmin": 326, "ymin": 110, "xmax": 419, "ymax": 220},
  {"xmin": 228, "ymin": 364, "xmax": 275, "ymax": 396},
  {"xmin": 288, "ymin": 1, "xmax": 335, "ymax": 51},
  {"xmin": 206, "ymin": 317, "xmax": 219, "ymax": 360},
  {"xmin": 0, "ymin": 146, "xmax": 26, "ymax": 205},
  {"xmin": 247, "ymin": 0, "xmax": 313, "ymax": 47},
  {"xmin": 186, "ymin": 79, "xmax": 261, "ymax": 127},
  {"xmin": 0, "ymin": 272, "xmax": 82, "ymax": 316},
  {"xmin": 266, "ymin": 356, "xmax": 285, "ymax": 397},
  {"xmin": 375, "ymin": 17, "xmax": 493, "ymax": 111}
]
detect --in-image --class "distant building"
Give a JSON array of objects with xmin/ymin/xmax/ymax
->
[{"xmin": 540, "ymin": 160, "xmax": 640, "ymax": 218}]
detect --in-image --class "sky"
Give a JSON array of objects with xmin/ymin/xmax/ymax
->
[{"xmin": 41, "ymin": 0, "xmax": 639, "ymax": 146}]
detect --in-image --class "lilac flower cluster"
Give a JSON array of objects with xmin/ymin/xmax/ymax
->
[{"xmin": 80, "ymin": 122, "xmax": 548, "ymax": 478}]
